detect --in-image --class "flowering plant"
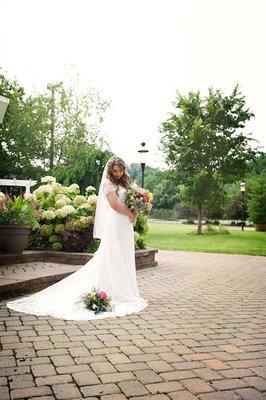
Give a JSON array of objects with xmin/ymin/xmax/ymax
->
[
  {"xmin": 78, "ymin": 288, "xmax": 114, "ymax": 314},
  {"xmin": 27, "ymin": 176, "xmax": 97, "ymax": 251},
  {"xmin": 125, "ymin": 183, "xmax": 153, "ymax": 215},
  {"xmin": 0, "ymin": 193, "xmax": 39, "ymax": 228}
]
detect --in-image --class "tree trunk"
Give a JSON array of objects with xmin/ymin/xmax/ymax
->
[{"xmin": 197, "ymin": 206, "xmax": 202, "ymax": 234}]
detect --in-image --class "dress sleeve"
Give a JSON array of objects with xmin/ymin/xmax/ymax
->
[{"xmin": 103, "ymin": 181, "xmax": 118, "ymax": 197}]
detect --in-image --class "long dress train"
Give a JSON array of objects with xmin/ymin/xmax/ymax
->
[{"xmin": 6, "ymin": 186, "xmax": 148, "ymax": 320}]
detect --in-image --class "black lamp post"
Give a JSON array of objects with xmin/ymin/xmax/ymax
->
[
  {"xmin": 138, "ymin": 142, "xmax": 149, "ymax": 188},
  {"xmin": 240, "ymin": 181, "xmax": 246, "ymax": 231}
]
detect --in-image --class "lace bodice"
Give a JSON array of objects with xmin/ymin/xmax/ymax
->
[
  {"xmin": 103, "ymin": 180, "xmax": 127, "ymax": 204},
  {"xmin": 117, "ymin": 186, "xmax": 127, "ymax": 204}
]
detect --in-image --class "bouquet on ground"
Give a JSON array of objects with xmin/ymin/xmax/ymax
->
[
  {"xmin": 125, "ymin": 183, "xmax": 153, "ymax": 215},
  {"xmin": 78, "ymin": 288, "xmax": 115, "ymax": 314}
]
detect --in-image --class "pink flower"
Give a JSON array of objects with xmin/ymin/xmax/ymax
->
[
  {"xmin": 135, "ymin": 187, "xmax": 148, "ymax": 195},
  {"xmin": 98, "ymin": 291, "xmax": 107, "ymax": 300},
  {"xmin": 142, "ymin": 194, "xmax": 149, "ymax": 203}
]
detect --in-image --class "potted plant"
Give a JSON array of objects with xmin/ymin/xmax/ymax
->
[
  {"xmin": 247, "ymin": 173, "xmax": 266, "ymax": 231},
  {"xmin": 0, "ymin": 193, "xmax": 38, "ymax": 253}
]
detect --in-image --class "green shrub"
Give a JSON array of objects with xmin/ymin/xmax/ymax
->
[
  {"xmin": 247, "ymin": 173, "xmax": 266, "ymax": 223},
  {"xmin": 202, "ymin": 224, "xmax": 230, "ymax": 235}
]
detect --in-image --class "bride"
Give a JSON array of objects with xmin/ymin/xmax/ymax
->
[{"xmin": 6, "ymin": 156, "xmax": 149, "ymax": 320}]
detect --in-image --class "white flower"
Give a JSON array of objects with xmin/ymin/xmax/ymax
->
[
  {"xmin": 55, "ymin": 199, "xmax": 68, "ymax": 209},
  {"xmin": 73, "ymin": 195, "xmax": 87, "ymax": 205},
  {"xmin": 55, "ymin": 205, "xmax": 75, "ymax": 218},
  {"xmin": 50, "ymin": 182, "xmax": 63, "ymax": 193},
  {"xmin": 131, "ymin": 182, "xmax": 138, "ymax": 189},
  {"xmin": 0, "ymin": 192, "xmax": 6, "ymax": 199},
  {"xmin": 55, "ymin": 194, "xmax": 66, "ymax": 201},
  {"xmin": 41, "ymin": 176, "xmax": 56, "ymax": 184},
  {"xmin": 24, "ymin": 193, "xmax": 37, "ymax": 201},
  {"xmin": 85, "ymin": 186, "xmax": 96, "ymax": 192},
  {"xmin": 55, "ymin": 194, "xmax": 72, "ymax": 204},
  {"xmin": 33, "ymin": 185, "xmax": 52, "ymax": 196},
  {"xmin": 80, "ymin": 203, "xmax": 93, "ymax": 210},
  {"xmin": 42, "ymin": 210, "xmax": 56, "ymax": 220},
  {"xmin": 87, "ymin": 194, "xmax": 98, "ymax": 206},
  {"xmin": 67, "ymin": 184, "xmax": 80, "ymax": 193}
]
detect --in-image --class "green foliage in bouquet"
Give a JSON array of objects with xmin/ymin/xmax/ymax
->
[
  {"xmin": 27, "ymin": 176, "xmax": 97, "ymax": 251},
  {"xmin": 125, "ymin": 184, "xmax": 153, "ymax": 250},
  {"xmin": 134, "ymin": 212, "xmax": 149, "ymax": 235},
  {"xmin": 77, "ymin": 288, "xmax": 114, "ymax": 314},
  {"xmin": 134, "ymin": 232, "xmax": 146, "ymax": 250},
  {"xmin": 0, "ymin": 193, "xmax": 38, "ymax": 228}
]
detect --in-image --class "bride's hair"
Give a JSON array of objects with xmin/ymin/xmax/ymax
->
[{"xmin": 106, "ymin": 156, "xmax": 130, "ymax": 188}]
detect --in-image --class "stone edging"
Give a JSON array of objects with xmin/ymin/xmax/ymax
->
[
  {"xmin": 0, "ymin": 248, "xmax": 158, "ymax": 269},
  {"xmin": 0, "ymin": 248, "xmax": 158, "ymax": 300}
]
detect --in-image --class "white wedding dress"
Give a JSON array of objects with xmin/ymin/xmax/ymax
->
[{"xmin": 6, "ymin": 183, "xmax": 149, "ymax": 320}]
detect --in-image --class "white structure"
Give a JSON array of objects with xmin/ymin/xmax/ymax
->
[
  {"xmin": 0, "ymin": 178, "xmax": 37, "ymax": 195},
  {"xmin": 0, "ymin": 95, "xmax": 10, "ymax": 122}
]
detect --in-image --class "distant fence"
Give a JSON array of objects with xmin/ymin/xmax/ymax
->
[
  {"xmin": 149, "ymin": 209, "xmax": 253, "ymax": 226},
  {"xmin": 151, "ymin": 209, "xmax": 180, "ymax": 221}
]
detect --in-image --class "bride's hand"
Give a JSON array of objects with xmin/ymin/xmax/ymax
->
[{"xmin": 129, "ymin": 211, "xmax": 136, "ymax": 223}]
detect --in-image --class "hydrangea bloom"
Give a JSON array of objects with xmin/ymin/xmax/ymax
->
[
  {"xmin": 73, "ymin": 195, "xmax": 87, "ymax": 205},
  {"xmin": 87, "ymin": 194, "xmax": 98, "ymax": 206},
  {"xmin": 52, "ymin": 242, "xmax": 62, "ymax": 251},
  {"xmin": 40, "ymin": 224, "xmax": 54, "ymax": 236},
  {"xmin": 79, "ymin": 203, "xmax": 93, "ymax": 210},
  {"xmin": 85, "ymin": 186, "xmax": 96, "ymax": 192},
  {"xmin": 42, "ymin": 210, "xmax": 56, "ymax": 220},
  {"xmin": 55, "ymin": 205, "xmax": 75, "ymax": 218},
  {"xmin": 41, "ymin": 176, "xmax": 56, "ymax": 184},
  {"xmin": 55, "ymin": 199, "xmax": 68, "ymax": 209},
  {"xmin": 76, "ymin": 216, "xmax": 94, "ymax": 228},
  {"xmin": 67, "ymin": 184, "xmax": 80, "ymax": 193},
  {"xmin": 33, "ymin": 185, "xmax": 52, "ymax": 197},
  {"xmin": 54, "ymin": 224, "xmax": 66, "ymax": 234}
]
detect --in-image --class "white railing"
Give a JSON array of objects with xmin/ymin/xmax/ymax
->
[{"xmin": 0, "ymin": 178, "xmax": 37, "ymax": 195}]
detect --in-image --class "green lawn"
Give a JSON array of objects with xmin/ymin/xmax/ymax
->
[{"xmin": 146, "ymin": 221, "xmax": 266, "ymax": 256}]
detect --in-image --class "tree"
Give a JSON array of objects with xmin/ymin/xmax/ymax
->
[
  {"xmin": 223, "ymin": 182, "xmax": 248, "ymax": 221},
  {"xmin": 160, "ymin": 86, "xmax": 258, "ymax": 233},
  {"xmin": 0, "ymin": 73, "xmax": 40, "ymax": 178},
  {"xmin": 247, "ymin": 172, "xmax": 266, "ymax": 224},
  {"xmin": 0, "ymin": 72, "xmax": 110, "ymax": 180},
  {"xmin": 45, "ymin": 80, "xmax": 110, "ymax": 171},
  {"xmin": 149, "ymin": 171, "xmax": 180, "ymax": 209},
  {"xmin": 52, "ymin": 143, "xmax": 112, "ymax": 192},
  {"xmin": 128, "ymin": 163, "xmax": 157, "ymax": 185},
  {"xmin": 247, "ymin": 152, "xmax": 266, "ymax": 175}
]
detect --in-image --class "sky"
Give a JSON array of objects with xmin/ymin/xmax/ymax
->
[{"xmin": 1, "ymin": 0, "xmax": 265, "ymax": 169}]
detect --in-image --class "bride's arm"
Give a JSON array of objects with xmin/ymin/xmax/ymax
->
[
  {"xmin": 106, "ymin": 191, "xmax": 135, "ymax": 222},
  {"xmin": 102, "ymin": 180, "xmax": 135, "ymax": 222}
]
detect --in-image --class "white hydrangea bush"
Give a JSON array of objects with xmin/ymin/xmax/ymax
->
[{"xmin": 29, "ymin": 177, "xmax": 97, "ymax": 252}]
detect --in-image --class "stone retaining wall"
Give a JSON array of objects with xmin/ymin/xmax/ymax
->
[{"xmin": 0, "ymin": 248, "xmax": 158, "ymax": 269}]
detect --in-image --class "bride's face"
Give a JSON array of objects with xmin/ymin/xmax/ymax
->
[{"xmin": 111, "ymin": 164, "xmax": 124, "ymax": 180}]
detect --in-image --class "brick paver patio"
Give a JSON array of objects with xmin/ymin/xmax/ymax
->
[{"xmin": 0, "ymin": 250, "xmax": 265, "ymax": 399}]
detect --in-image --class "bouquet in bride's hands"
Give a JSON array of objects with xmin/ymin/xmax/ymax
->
[
  {"xmin": 79, "ymin": 288, "xmax": 115, "ymax": 315},
  {"xmin": 125, "ymin": 183, "xmax": 153, "ymax": 215}
]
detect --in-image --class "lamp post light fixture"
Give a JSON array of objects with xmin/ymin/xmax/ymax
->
[
  {"xmin": 47, "ymin": 82, "xmax": 63, "ymax": 171},
  {"xmin": 138, "ymin": 142, "xmax": 149, "ymax": 188},
  {"xmin": 0, "ymin": 94, "xmax": 10, "ymax": 123},
  {"xmin": 240, "ymin": 181, "xmax": 246, "ymax": 231}
]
